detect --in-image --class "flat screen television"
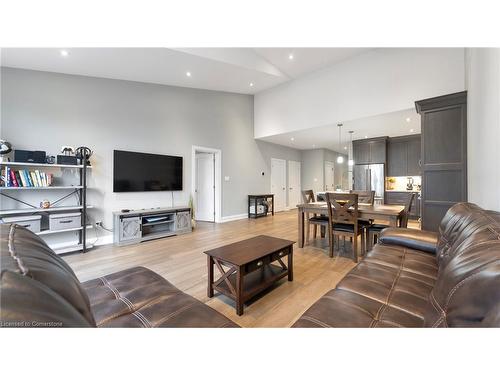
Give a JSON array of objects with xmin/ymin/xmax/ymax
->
[{"xmin": 113, "ymin": 150, "xmax": 183, "ymax": 192}]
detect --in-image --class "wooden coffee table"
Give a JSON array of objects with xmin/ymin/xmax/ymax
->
[{"xmin": 205, "ymin": 235, "xmax": 295, "ymax": 315}]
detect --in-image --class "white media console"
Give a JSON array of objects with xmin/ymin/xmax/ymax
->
[{"xmin": 113, "ymin": 206, "xmax": 192, "ymax": 246}]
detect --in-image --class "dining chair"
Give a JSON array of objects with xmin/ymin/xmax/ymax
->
[
  {"xmin": 301, "ymin": 190, "xmax": 329, "ymax": 245},
  {"xmin": 367, "ymin": 192, "xmax": 416, "ymax": 251},
  {"xmin": 350, "ymin": 190, "xmax": 375, "ymax": 248},
  {"xmin": 349, "ymin": 190, "xmax": 375, "ymax": 204},
  {"xmin": 325, "ymin": 192, "xmax": 366, "ymax": 263}
]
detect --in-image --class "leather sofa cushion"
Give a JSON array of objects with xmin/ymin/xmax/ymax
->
[
  {"xmin": 379, "ymin": 227, "xmax": 438, "ymax": 254},
  {"xmin": 293, "ymin": 243, "xmax": 437, "ymax": 328},
  {"xmin": 437, "ymin": 203, "xmax": 500, "ymax": 268},
  {"xmin": 1, "ymin": 270, "xmax": 92, "ymax": 327},
  {"xmin": 363, "ymin": 243, "xmax": 438, "ymax": 280},
  {"xmin": 293, "ymin": 288, "xmax": 425, "ymax": 328},
  {"xmin": 0, "ymin": 224, "xmax": 96, "ymax": 326},
  {"xmin": 424, "ymin": 239, "xmax": 500, "ymax": 327},
  {"xmin": 82, "ymin": 266, "xmax": 239, "ymax": 328}
]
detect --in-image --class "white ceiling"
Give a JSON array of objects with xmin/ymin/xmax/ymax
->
[
  {"xmin": 253, "ymin": 48, "xmax": 371, "ymax": 78},
  {"xmin": 259, "ymin": 109, "xmax": 421, "ymax": 153},
  {"xmin": 0, "ymin": 47, "xmax": 372, "ymax": 94}
]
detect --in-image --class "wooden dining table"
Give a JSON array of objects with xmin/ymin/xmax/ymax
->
[{"xmin": 296, "ymin": 202, "xmax": 405, "ymax": 248}]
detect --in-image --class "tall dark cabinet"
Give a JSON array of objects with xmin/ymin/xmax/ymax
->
[{"xmin": 415, "ymin": 91, "xmax": 467, "ymax": 231}]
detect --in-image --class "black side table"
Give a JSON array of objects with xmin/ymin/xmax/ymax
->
[{"xmin": 248, "ymin": 194, "xmax": 274, "ymax": 218}]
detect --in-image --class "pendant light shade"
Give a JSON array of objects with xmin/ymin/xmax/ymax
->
[{"xmin": 337, "ymin": 123, "xmax": 344, "ymax": 164}]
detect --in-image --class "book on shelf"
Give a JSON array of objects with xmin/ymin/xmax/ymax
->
[
  {"xmin": 35, "ymin": 170, "xmax": 42, "ymax": 187},
  {"xmin": 22, "ymin": 170, "xmax": 32, "ymax": 187},
  {"xmin": 9, "ymin": 169, "xmax": 18, "ymax": 187},
  {"xmin": 15, "ymin": 171, "xmax": 22, "ymax": 187},
  {"xmin": 30, "ymin": 171, "xmax": 38, "ymax": 187},
  {"xmin": 0, "ymin": 166, "xmax": 53, "ymax": 188}
]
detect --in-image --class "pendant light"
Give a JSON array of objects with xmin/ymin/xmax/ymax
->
[
  {"xmin": 336, "ymin": 123, "xmax": 344, "ymax": 164},
  {"xmin": 348, "ymin": 130, "xmax": 354, "ymax": 166}
]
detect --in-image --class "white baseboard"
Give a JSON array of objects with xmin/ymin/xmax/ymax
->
[
  {"xmin": 47, "ymin": 231, "xmax": 113, "ymax": 252},
  {"xmin": 93, "ymin": 234, "xmax": 113, "ymax": 246},
  {"xmin": 219, "ymin": 213, "xmax": 248, "ymax": 223}
]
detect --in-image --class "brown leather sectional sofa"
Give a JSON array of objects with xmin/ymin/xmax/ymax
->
[
  {"xmin": 0, "ymin": 224, "xmax": 238, "ymax": 327},
  {"xmin": 2, "ymin": 203, "xmax": 499, "ymax": 328},
  {"xmin": 293, "ymin": 203, "xmax": 500, "ymax": 327}
]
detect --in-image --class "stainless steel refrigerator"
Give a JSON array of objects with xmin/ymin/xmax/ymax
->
[{"xmin": 353, "ymin": 164, "xmax": 385, "ymax": 203}]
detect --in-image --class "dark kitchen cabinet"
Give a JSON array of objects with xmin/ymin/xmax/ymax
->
[
  {"xmin": 353, "ymin": 137, "xmax": 387, "ymax": 165},
  {"xmin": 407, "ymin": 136, "xmax": 421, "ymax": 176},
  {"xmin": 416, "ymin": 91, "xmax": 467, "ymax": 231},
  {"xmin": 387, "ymin": 135, "xmax": 421, "ymax": 176},
  {"xmin": 370, "ymin": 139, "xmax": 387, "ymax": 164},
  {"xmin": 353, "ymin": 141, "xmax": 371, "ymax": 164},
  {"xmin": 387, "ymin": 139, "xmax": 407, "ymax": 176}
]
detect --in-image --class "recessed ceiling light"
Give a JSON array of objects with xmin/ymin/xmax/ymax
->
[
  {"xmin": 288, "ymin": 54, "xmax": 294, "ymax": 60},
  {"xmin": 186, "ymin": 71, "xmax": 191, "ymax": 77},
  {"xmin": 60, "ymin": 50, "xmax": 69, "ymax": 57},
  {"xmin": 290, "ymin": 137, "xmax": 295, "ymax": 141},
  {"xmin": 410, "ymin": 128, "xmax": 414, "ymax": 133},
  {"xmin": 249, "ymin": 82, "xmax": 254, "ymax": 87},
  {"xmin": 406, "ymin": 117, "xmax": 411, "ymax": 123},
  {"xmin": 344, "ymin": 146, "xmax": 348, "ymax": 150},
  {"xmin": 364, "ymin": 135, "xmax": 368, "ymax": 139}
]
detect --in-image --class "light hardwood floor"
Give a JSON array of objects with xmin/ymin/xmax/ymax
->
[{"xmin": 65, "ymin": 210, "xmax": 417, "ymax": 327}]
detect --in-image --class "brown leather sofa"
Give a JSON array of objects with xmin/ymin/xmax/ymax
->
[
  {"xmin": 0, "ymin": 224, "xmax": 238, "ymax": 328},
  {"xmin": 293, "ymin": 203, "xmax": 500, "ymax": 327}
]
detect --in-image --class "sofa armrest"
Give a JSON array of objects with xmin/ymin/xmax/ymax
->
[{"xmin": 379, "ymin": 228, "xmax": 438, "ymax": 254}]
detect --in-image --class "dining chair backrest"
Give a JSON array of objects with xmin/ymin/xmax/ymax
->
[
  {"xmin": 325, "ymin": 193, "xmax": 359, "ymax": 226},
  {"xmin": 301, "ymin": 190, "xmax": 315, "ymax": 203},
  {"xmin": 350, "ymin": 190, "xmax": 375, "ymax": 205},
  {"xmin": 399, "ymin": 192, "xmax": 416, "ymax": 228}
]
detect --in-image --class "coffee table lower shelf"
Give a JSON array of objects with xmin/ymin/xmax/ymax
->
[{"xmin": 214, "ymin": 264, "xmax": 288, "ymax": 304}]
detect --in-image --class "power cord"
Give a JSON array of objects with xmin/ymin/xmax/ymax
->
[
  {"xmin": 96, "ymin": 221, "xmax": 113, "ymax": 232},
  {"xmin": 85, "ymin": 213, "xmax": 99, "ymax": 247},
  {"xmin": 84, "ymin": 214, "xmax": 113, "ymax": 248}
]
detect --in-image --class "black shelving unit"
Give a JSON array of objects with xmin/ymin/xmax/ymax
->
[
  {"xmin": 0, "ymin": 158, "xmax": 92, "ymax": 254},
  {"xmin": 248, "ymin": 194, "xmax": 274, "ymax": 219}
]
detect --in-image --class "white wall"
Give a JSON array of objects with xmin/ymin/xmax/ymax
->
[
  {"xmin": 324, "ymin": 149, "xmax": 348, "ymax": 189},
  {"xmin": 466, "ymin": 48, "xmax": 500, "ymax": 211},
  {"xmin": 300, "ymin": 148, "xmax": 347, "ymax": 193},
  {"xmin": 301, "ymin": 149, "xmax": 325, "ymax": 193},
  {"xmin": 254, "ymin": 48, "xmax": 465, "ymax": 138}
]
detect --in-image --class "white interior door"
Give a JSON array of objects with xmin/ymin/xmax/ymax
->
[
  {"xmin": 271, "ymin": 158, "xmax": 286, "ymax": 212},
  {"xmin": 288, "ymin": 160, "xmax": 301, "ymax": 208},
  {"xmin": 324, "ymin": 161, "xmax": 335, "ymax": 191},
  {"xmin": 195, "ymin": 152, "xmax": 215, "ymax": 222}
]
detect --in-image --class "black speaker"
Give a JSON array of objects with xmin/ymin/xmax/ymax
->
[
  {"xmin": 13, "ymin": 150, "xmax": 47, "ymax": 164},
  {"xmin": 57, "ymin": 155, "xmax": 78, "ymax": 165}
]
